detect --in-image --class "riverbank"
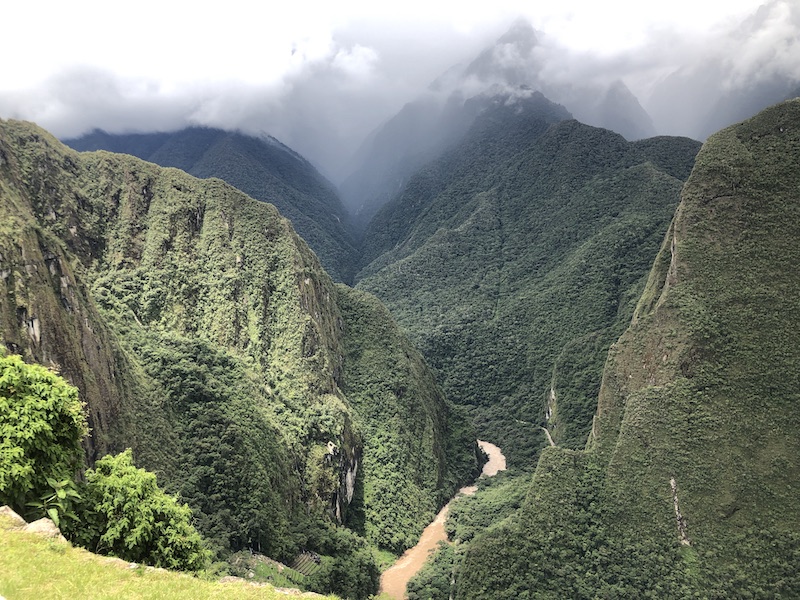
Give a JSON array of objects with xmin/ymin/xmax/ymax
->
[{"xmin": 379, "ymin": 440, "xmax": 506, "ymax": 599}]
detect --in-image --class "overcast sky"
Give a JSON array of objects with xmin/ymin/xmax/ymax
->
[{"xmin": 0, "ymin": 1, "xmax": 779, "ymax": 178}]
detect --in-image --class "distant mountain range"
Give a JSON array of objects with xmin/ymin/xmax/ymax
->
[
  {"xmin": 65, "ymin": 127, "xmax": 360, "ymax": 282},
  {"xmin": 339, "ymin": 19, "xmax": 656, "ymax": 227},
  {"xmin": 646, "ymin": 0, "xmax": 800, "ymax": 140}
]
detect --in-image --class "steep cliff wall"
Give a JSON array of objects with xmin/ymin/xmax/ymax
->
[
  {"xmin": 0, "ymin": 120, "xmax": 477, "ymax": 561},
  {"xmin": 457, "ymin": 100, "xmax": 800, "ymax": 598}
]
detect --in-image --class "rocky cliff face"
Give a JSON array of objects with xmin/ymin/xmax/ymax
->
[{"xmin": 0, "ymin": 120, "xmax": 477, "ymax": 558}]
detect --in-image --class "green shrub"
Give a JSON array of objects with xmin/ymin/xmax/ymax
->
[
  {"xmin": 0, "ymin": 354, "xmax": 87, "ymax": 514},
  {"xmin": 69, "ymin": 449, "xmax": 210, "ymax": 572}
]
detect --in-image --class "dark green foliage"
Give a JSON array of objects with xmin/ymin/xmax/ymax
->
[
  {"xmin": 455, "ymin": 451, "xmax": 695, "ymax": 599},
  {"xmin": 25, "ymin": 476, "xmax": 81, "ymax": 528},
  {"xmin": 445, "ymin": 470, "xmax": 529, "ymax": 544},
  {"xmin": 453, "ymin": 100, "xmax": 800, "ymax": 598},
  {"xmin": 357, "ymin": 95, "xmax": 701, "ymax": 466},
  {"xmin": 0, "ymin": 353, "xmax": 87, "ymax": 514},
  {"xmin": 64, "ymin": 127, "xmax": 359, "ymax": 282},
  {"xmin": 302, "ymin": 522, "xmax": 380, "ymax": 600},
  {"xmin": 67, "ymin": 449, "xmax": 210, "ymax": 572},
  {"xmin": 337, "ymin": 285, "xmax": 479, "ymax": 551},
  {"xmin": 132, "ymin": 332, "xmax": 294, "ymax": 559},
  {"xmin": 407, "ymin": 542, "xmax": 457, "ymax": 600},
  {"xmin": 631, "ymin": 136, "xmax": 704, "ymax": 181}
]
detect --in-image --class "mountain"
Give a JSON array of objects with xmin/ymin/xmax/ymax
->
[
  {"xmin": 339, "ymin": 20, "xmax": 656, "ymax": 226},
  {"xmin": 0, "ymin": 120, "xmax": 478, "ymax": 596},
  {"xmin": 338, "ymin": 92, "xmax": 483, "ymax": 229},
  {"xmin": 458, "ymin": 19, "xmax": 656, "ymax": 141},
  {"xmin": 355, "ymin": 91, "xmax": 701, "ymax": 467},
  {"xmin": 64, "ymin": 127, "xmax": 359, "ymax": 283},
  {"xmin": 454, "ymin": 99, "xmax": 800, "ymax": 598},
  {"xmin": 646, "ymin": 0, "xmax": 800, "ymax": 141}
]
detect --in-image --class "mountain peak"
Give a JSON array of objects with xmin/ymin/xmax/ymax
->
[{"xmin": 496, "ymin": 17, "xmax": 538, "ymax": 50}]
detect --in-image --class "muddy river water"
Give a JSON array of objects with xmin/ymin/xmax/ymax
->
[{"xmin": 379, "ymin": 440, "xmax": 507, "ymax": 599}]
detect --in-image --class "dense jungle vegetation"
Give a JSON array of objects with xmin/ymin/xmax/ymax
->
[
  {"xmin": 0, "ymin": 119, "xmax": 478, "ymax": 599},
  {"xmin": 356, "ymin": 92, "xmax": 701, "ymax": 467},
  {"xmin": 405, "ymin": 99, "xmax": 800, "ymax": 600}
]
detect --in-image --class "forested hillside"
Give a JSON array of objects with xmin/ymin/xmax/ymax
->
[
  {"xmin": 356, "ymin": 91, "xmax": 701, "ymax": 466},
  {"xmin": 65, "ymin": 127, "xmax": 359, "ymax": 282},
  {"xmin": 0, "ymin": 120, "xmax": 477, "ymax": 598},
  {"xmin": 454, "ymin": 99, "xmax": 800, "ymax": 599}
]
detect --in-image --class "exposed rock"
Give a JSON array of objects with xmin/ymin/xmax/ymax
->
[
  {"xmin": 22, "ymin": 517, "xmax": 67, "ymax": 543},
  {"xmin": 0, "ymin": 505, "xmax": 26, "ymax": 528},
  {"xmin": 273, "ymin": 589, "xmax": 328, "ymax": 598}
]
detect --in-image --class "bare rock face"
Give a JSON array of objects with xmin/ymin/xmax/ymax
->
[
  {"xmin": 0, "ymin": 506, "xmax": 26, "ymax": 528},
  {"xmin": 23, "ymin": 517, "xmax": 67, "ymax": 543}
]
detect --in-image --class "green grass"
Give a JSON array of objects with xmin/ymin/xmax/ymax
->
[{"xmin": 0, "ymin": 515, "xmax": 338, "ymax": 600}]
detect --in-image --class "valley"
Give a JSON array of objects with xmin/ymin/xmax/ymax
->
[
  {"xmin": 380, "ymin": 441, "xmax": 506, "ymax": 599},
  {"xmin": 2, "ymin": 7, "xmax": 800, "ymax": 597}
]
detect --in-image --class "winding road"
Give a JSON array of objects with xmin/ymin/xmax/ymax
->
[{"xmin": 379, "ymin": 440, "xmax": 506, "ymax": 599}]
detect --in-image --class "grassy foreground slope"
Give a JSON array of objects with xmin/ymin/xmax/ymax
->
[
  {"xmin": 0, "ymin": 513, "xmax": 337, "ymax": 600},
  {"xmin": 456, "ymin": 100, "xmax": 800, "ymax": 598},
  {"xmin": 0, "ymin": 120, "xmax": 477, "ymax": 579},
  {"xmin": 357, "ymin": 92, "xmax": 700, "ymax": 465}
]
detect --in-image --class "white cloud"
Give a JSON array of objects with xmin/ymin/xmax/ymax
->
[
  {"xmin": 1, "ymin": 0, "xmax": 786, "ymax": 175},
  {"xmin": 332, "ymin": 45, "xmax": 379, "ymax": 81}
]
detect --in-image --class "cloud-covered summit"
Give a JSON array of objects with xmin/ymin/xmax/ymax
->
[{"xmin": 1, "ymin": 1, "xmax": 797, "ymax": 181}]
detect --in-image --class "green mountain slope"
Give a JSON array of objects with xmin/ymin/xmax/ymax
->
[
  {"xmin": 356, "ymin": 92, "xmax": 701, "ymax": 466},
  {"xmin": 456, "ymin": 99, "xmax": 800, "ymax": 598},
  {"xmin": 340, "ymin": 20, "xmax": 656, "ymax": 228},
  {"xmin": 64, "ymin": 128, "xmax": 359, "ymax": 283},
  {"xmin": 0, "ymin": 120, "xmax": 477, "ymax": 591}
]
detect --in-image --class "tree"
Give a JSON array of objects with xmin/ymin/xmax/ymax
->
[
  {"xmin": 0, "ymin": 353, "xmax": 87, "ymax": 513},
  {"xmin": 69, "ymin": 449, "xmax": 210, "ymax": 571}
]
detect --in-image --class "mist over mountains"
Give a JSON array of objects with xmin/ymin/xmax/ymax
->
[{"xmin": 2, "ymin": 2, "xmax": 797, "ymax": 185}]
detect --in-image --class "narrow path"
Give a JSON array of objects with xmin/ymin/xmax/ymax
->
[
  {"xmin": 379, "ymin": 440, "xmax": 506, "ymax": 600},
  {"xmin": 540, "ymin": 427, "xmax": 556, "ymax": 447}
]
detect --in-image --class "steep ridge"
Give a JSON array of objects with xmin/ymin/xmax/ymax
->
[
  {"xmin": 456, "ymin": 99, "xmax": 800, "ymax": 598},
  {"xmin": 65, "ymin": 127, "xmax": 359, "ymax": 283},
  {"xmin": 337, "ymin": 287, "xmax": 479, "ymax": 551},
  {"xmin": 356, "ymin": 92, "xmax": 701, "ymax": 466},
  {"xmin": 0, "ymin": 120, "xmax": 477, "ymax": 589}
]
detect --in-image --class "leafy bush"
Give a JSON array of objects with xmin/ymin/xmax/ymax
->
[
  {"xmin": 0, "ymin": 353, "xmax": 87, "ymax": 514},
  {"xmin": 303, "ymin": 522, "xmax": 380, "ymax": 600},
  {"xmin": 68, "ymin": 449, "xmax": 210, "ymax": 572}
]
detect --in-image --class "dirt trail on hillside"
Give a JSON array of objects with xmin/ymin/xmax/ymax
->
[{"xmin": 379, "ymin": 440, "xmax": 506, "ymax": 600}]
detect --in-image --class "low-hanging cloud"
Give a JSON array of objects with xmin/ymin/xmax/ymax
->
[{"xmin": 1, "ymin": 1, "xmax": 797, "ymax": 180}]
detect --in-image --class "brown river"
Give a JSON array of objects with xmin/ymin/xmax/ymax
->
[{"xmin": 379, "ymin": 440, "xmax": 507, "ymax": 599}]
